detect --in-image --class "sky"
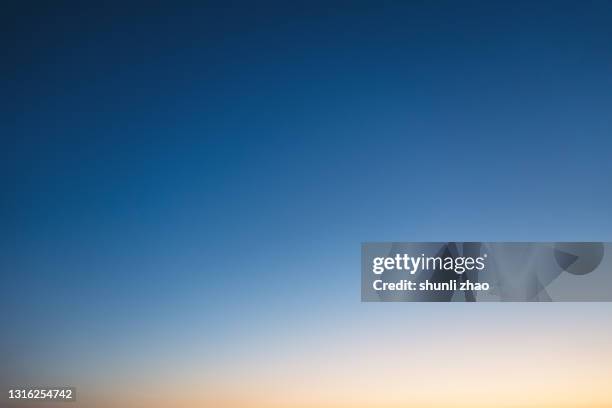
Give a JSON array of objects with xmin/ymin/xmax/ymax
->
[{"xmin": 2, "ymin": 1, "xmax": 612, "ymax": 407}]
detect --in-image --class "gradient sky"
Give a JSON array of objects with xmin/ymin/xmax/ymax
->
[{"xmin": 3, "ymin": 2, "xmax": 612, "ymax": 407}]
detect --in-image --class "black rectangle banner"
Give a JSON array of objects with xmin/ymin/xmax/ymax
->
[{"xmin": 361, "ymin": 242, "xmax": 611, "ymax": 302}]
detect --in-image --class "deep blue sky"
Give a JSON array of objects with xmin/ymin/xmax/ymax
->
[{"xmin": 3, "ymin": 0, "xmax": 612, "ymax": 394}]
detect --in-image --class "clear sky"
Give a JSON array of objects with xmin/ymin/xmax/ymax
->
[{"xmin": 3, "ymin": 2, "xmax": 612, "ymax": 407}]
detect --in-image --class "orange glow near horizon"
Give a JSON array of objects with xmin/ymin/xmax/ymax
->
[{"xmin": 62, "ymin": 315, "xmax": 612, "ymax": 408}]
